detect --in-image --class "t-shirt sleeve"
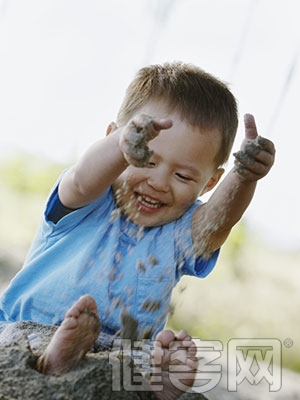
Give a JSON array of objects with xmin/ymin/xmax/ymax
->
[
  {"xmin": 42, "ymin": 172, "xmax": 112, "ymax": 235},
  {"xmin": 46, "ymin": 187, "xmax": 75, "ymax": 224},
  {"xmin": 175, "ymin": 201, "xmax": 220, "ymax": 280},
  {"xmin": 194, "ymin": 248, "xmax": 220, "ymax": 277}
]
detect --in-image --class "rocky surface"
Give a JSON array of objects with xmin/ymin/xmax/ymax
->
[{"xmin": 0, "ymin": 322, "xmax": 207, "ymax": 400}]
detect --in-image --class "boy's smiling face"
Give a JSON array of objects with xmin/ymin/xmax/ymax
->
[{"xmin": 112, "ymin": 101, "xmax": 223, "ymax": 227}]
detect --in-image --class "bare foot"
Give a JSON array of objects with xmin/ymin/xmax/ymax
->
[
  {"xmin": 36, "ymin": 295, "xmax": 101, "ymax": 375},
  {"xmin": 150, "ymin": 329, "xmax": 198, "ymax": 400}
]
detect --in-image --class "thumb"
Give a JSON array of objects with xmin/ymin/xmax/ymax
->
[
  {"xmin": 244, "ymin": 113, "xmax": 258, "ymax": 140},
  {"xmin": 152, "ymin": 118, "xmax": 173, "ymax": 131}
]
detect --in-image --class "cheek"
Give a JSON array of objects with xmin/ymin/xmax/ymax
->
[
  {"xmin": 123, "ymin": 167, "xmax": 147, "ymax": 186},
  {"xmin": 176, "ymin": 188, "xmax": 198, "ymax": 209},
  {"xmin": 113, "ymin": 169, "xmax": 146, "ymax": 196}
]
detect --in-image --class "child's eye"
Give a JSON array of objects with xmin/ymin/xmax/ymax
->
[
  {"xmin": 148, "ymin": 161, "xmax": 156, "ymax": 167},
  {"xmin": 176, "ymin": 173, "xmax": 192, "ymax": 181}
]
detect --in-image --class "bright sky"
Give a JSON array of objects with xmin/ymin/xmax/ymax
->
[{"xmin": 0, "ymin": 0, "xmax": 299, "ymax": 250}]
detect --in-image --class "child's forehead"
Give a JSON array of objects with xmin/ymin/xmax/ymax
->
[
  {"xmin": 149, "ymin": 116, "xmax": 222, "ymax": 155},
  {"xmin": 134, "ymin": 99, "xmax": 223, "ymax": 155},
  {"xmin": 137, "ymin": 99, "xmax": 220, "ymax": 130},
  {"xmin": 137, "ymin": 99, "xmax": 173, "ymax": 116},
  {"xmin": 136, "ymin": 100, "xmax": 197, "ymax": 128}
]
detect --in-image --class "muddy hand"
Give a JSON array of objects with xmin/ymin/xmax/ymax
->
[
  {"xmin": 120, "ymin": 114, "xmax": 172, "ymax": 167},
  {"xmin": 233, "ymin": 114, "xmax": 275, "ymax": 181}
]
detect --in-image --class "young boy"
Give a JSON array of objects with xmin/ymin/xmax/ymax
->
[{"xmin": 0, "ymin": 62, "xmax": 275, "ymax": 397}]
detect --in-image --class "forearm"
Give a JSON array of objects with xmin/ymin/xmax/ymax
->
[
  {"xmin": 58, "ymin": 115, "xmax": 173, "ymax": 209},
  {"xmin": 192, "ymin": 114, "xmax": 275, "ymax": 257},
  {"xmin": 192, "ymin": 168, "xmax": 257, "ymax": 255},
  {"xmin": 210, "ymin": 168, "xmax": 257, "ymax": 227},
  {"xmin": 59, "ymin": 130, "xmax": 128, "ymax": 209}
]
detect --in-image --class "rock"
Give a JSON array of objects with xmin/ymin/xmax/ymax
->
[{"xmin": 0, "ymin": 323, "xmax": 208, "ymax": 400}]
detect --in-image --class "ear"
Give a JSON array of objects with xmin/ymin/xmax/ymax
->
[
  {"xmin": 106, "ymin": 122, "xmax": 118, "ymax": 136},
  {"xmin": 200, "ymin": 168, "xmax": 224, "ymax": 196}
]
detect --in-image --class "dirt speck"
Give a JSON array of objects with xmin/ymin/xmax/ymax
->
[
  {"xmin": 120, "ymin": 310, "xmax": 139, "ymax": 341},
  {"xmin": 142, "ymin": 300, "xmax": 162, "ymax": 313}
]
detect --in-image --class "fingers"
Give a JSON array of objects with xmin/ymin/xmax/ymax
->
[
  {"xmin": 235, "ymin": 140, "xmax": 272, "ymax": 166},
  {"xmin": 233, "ymin": 142, "xmax": 274, "ymax": 180},
  {"xmin": 234, "ymin": 114, "xmax": 275, "ymax": 181},
  {"xmin": 243, "ymin": 114, "xmax": 275, "ymax": 158},
  {"xmin": 257, "ymin": 135, "xmax": 276, "ymax": 156},
  {"xmin": 234, "ymin": 151, "xmax": 266, "ymax": 179},
  {"xmin": 152, "ymin": 118, "xmax": 173, "ymax": 131},
  {"xmin": 132, "ymin": 115, "xmax": 172, "ymax": 141},
  {"xmin": 120, "ymin": 114, "xmax": 172, "ymax": 168}
]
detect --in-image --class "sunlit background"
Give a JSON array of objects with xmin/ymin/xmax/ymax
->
[
  {"xmin": 0, "ymin": 0, "xmax": 300, "ymax": 394},
  {"xmin": 1, "ymin": 0, "xmax": 299, "ymax": 249}
]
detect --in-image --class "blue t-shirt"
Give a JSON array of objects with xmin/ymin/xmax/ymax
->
[{"xmin": 0, "ymin": 179, "xmax": 219, "ymax": 337}]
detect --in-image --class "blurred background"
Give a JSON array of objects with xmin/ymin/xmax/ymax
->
[{"xmin": 0, "ymin": 0, "xmax": 299, "ymax": 381}]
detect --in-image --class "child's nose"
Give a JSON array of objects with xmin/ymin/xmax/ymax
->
[{"xmin": 147, "ymin": 167, "xmax": 170, "ymax": 192}]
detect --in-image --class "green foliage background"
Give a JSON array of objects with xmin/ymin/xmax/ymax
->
[{"xmin": 0, "ymin": 154, "xmax": 66, "ymax": 196}]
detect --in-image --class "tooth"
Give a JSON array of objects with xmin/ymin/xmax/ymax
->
[
  {"xmin": 137, "ymin": 194, "xmax": 162, "ymax": 209},
  {"xmin": 144, "ymin": 196, "xmax": 159, "ymax": 204}
]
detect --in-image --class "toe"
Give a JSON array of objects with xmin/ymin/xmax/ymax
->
[
  {"xmin": 176, "ymin": 329, "xmax": 191, "ymax": 341},
  {"xmin": 65, "ymin": 295, "xmax": 99, "ymax": 319},
  {"xmin": 155, "ymin": 329, "xmax": 176, "ymax": 347}
]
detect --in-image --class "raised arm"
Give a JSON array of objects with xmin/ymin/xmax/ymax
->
[
  {"xmin": 58, "ymin": 116, "xmax": 172, "ymax": 209},
  {"xmin": 192, "ymin": 114, "xmax": 275, "ymax": 257}
]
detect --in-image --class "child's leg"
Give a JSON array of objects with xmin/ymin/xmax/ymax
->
[
  {"xmin": 151, "ymin": 329, "xmax": 198, "ymax": 400},
  {"xmin": 36, "ymin": 294, "xmax": 101, "ymax": 375}
]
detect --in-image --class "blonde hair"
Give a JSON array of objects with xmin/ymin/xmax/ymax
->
[{"xmin": 117, "ymin": 62, "xmax": 238, "ymax": 166}]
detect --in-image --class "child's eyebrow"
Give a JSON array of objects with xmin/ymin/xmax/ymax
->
[
  {"xmin": 152, "ymin": 152, "xmax": 201, "ymax": 177},
  {"xmin": 174, "ymin": 162, "xmax": 201, "ymax": 177}
]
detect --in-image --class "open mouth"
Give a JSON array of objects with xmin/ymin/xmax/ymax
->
[{"xmin": 136, "ymin": 194, "xmax": 164, "ymax": 210}]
